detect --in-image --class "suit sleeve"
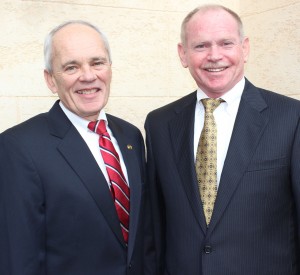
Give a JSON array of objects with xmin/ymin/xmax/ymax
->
[
  {"xmin": 131, "ymin": 128, "xmax": 157, "ymax": 275},
  {"xmin": 0, "ymin": 133, "xmax": 46, "ymax": 275},
  {"xmin": 144, "ymin": 116, "xmax": 165, "ymax": 274},
  {"xmin": 291, "ymin": 117, "xmax": 300, "ymax": 262}
]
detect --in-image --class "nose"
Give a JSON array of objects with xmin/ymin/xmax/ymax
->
[
  {"xmin": 79, "ymin": 66, "xmax": 97, "ymax": 82},
  {"xmin": 207, "ymin": 44, "xmax": 223, "ymax": 62}
]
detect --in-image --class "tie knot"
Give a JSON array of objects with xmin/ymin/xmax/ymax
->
[
  {"xmin": 201, "ymin": 98, "xmax": 224, "ymax": 113},
  {"xmin": 88, "ymin": 120, "xmax": 107, "ymax": 136}
]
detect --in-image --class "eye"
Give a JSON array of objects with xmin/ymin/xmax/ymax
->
[
  {"xmin": 194, "ymin": 42, "xmax": 211, "ymax": 52},
  {"xmin": 221, "ymin": 40, "xmax": 236, "ymax": 49},
  {"xmin": 195, "ymin": 43, "xmax": 207, "ymax": 49},
  {"xmin": 65, "ymin": 65, "xmax": 77, "ymax": 74},
  {"xmin": 92, "ymin": 58, "xmax": 110, "ymax": 69},
  {"xmin": 94, "ymin": 60, "xmax": 104, "ymax": 65},
  {"xmin": 94, "ymin": 61, "xmax": 105, "ymax": 67},
  {"xmin": 196, "ymin": 44, "xmax": 205, "ymax": 49}
]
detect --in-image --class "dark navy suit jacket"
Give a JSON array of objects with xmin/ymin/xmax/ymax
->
[
  {"xmin": 0, "ymin": 101, "xmax": 154, "ymax": 275},
  {"xmin": 145, "ymin": 79, "xmax": 300, "ymax": 275}
]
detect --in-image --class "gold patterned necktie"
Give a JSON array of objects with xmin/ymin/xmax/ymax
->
[{"xmin": 195, "ymin": 98, "xmax": 223, "ymax": 225}]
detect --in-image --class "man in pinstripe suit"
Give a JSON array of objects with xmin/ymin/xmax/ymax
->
[{"xmin": 145, "ymin": 4, "xmax": 300, "ymax": 275}]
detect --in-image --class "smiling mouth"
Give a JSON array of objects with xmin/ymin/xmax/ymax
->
[
  {"xmin": 77, "ymin": 88, "xmax": 99, "ymax": 95},
  {"xmin": 205, "ymin": 67, "xmax": 227, "ymax": 72}
]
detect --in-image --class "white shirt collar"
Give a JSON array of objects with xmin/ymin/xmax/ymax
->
[
  {"xmin": 196, "ymin": 77, "xmax": 245, "ymax": 114},
  {"xmin": 59, "ymin": 101, "xmax": 108, "ymax": 130}
]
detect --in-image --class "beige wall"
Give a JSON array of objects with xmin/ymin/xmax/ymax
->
[
  {"xmin": 242, "ymin": 0, "xmax": 300, "ymax": 100},
  {"xmin": 0, "ymin": 0, "xmax": 299, "ymax": 133}
]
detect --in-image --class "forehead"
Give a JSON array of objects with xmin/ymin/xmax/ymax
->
[
  {"xmin": 52, "ymin": 24, "xmax": 107, "ymax": 59},
  {"xmin": 186, "ymin": 9, "xmax": 239, "ymax": 40}
]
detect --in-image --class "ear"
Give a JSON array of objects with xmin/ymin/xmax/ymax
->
[
  {"xmin": 44, "ymin": 69, "xmax": 58, "ymax": 94},
  {"xmin": 177, "ymin": 43, "xmax": 188, "ymax": 68},
  {"xmin": 242, "ymin": 37, "xmax": 250, "ymax": 63}
]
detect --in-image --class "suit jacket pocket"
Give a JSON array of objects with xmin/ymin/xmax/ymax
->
[{"xmin": 247, "ymin": 156, "xmax": 287, "ymax": 172}]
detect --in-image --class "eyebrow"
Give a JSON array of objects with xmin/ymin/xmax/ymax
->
[
  {"xmin": 61, "ymin": 60, "xmax": 78, "ymax": 68},
  {"xmin": 61, "ymin": 56, "xmax": 109, "ymax": 68},
  {"xmin": 90, "ymin": 56, "xmax": 109, "ymax": 63}
]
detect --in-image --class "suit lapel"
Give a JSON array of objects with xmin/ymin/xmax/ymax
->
[
  {"xmin": 168, "ymin": 92, "xmax": 207, "ymax": 234},
  {"xmin": 207, "ymin": 80, "xmax": 269, "ymax": 234},
  {"xmin": 47, "ymin": 102, "xmax": 126, "ymax": 247},
  {"xmin": 107, "ymin": 116, "xmax": 143, "ymax": 261}
]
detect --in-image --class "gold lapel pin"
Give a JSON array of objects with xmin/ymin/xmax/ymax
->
[{"xmin": 127, "ymin": 144, "xmax": 133, "ymax": 150}]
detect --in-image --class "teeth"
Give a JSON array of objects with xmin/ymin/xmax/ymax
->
[
  {"xmin": 77, "ymin": 89, "xmax": 98, "ymax": 94},
  {"xmin": 206, "ymin": 68, "xmax": 226, "ymax": 72}
]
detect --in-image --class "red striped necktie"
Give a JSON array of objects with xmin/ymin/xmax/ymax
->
[{"xmin": 88, "ymin": 120, "xmax": 130, "ymax": 244}]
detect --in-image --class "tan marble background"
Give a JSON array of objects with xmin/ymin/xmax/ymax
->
[{"xmin": 0, "ymin": 0, "xmax": 299, "ymax": 133}]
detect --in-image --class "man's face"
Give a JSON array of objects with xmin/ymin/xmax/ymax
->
[
  {"xmin": 178, "ymin": 9, "xmax": 249, "ymax": 98},
  {"xmin": 44, "ymin": 24, "xmax": 112, "ymax": 121}
]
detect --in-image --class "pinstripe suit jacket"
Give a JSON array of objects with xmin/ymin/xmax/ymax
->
[{"xmin": 145, "ymin": 79, "xmax": 300, "ymax": 275}]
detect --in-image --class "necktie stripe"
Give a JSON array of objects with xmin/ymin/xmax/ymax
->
[
  {"xmin": 105, "ymin": 167, "xmax": 129, "ymax": 195},
  {"xmin": 104, "ymin": 162, "xmax": 125, "ymax": 180},
  {"xmin": 100, "ymin": 148, "xmax": 121, "ymax": 164},
  {"xmin": 100, "ymin": 138, "xmax": 119, "ymax": 155},
  {"xmin": 100, "ymin": 152, "xmax": 126, "ymax": 181},
  {"xmin": 112, "ymin": 182, "xmax": 130, "ymax": 200},
  {"xmin": 115, "ymin": 200, "xmax": 129, "ymax": 215},
  {"xmin": 121, "ymin": 224, "xmax": 129, "ymax": 233},
  {"xmin": 112, "ymin": 184, "xmax": 130, "ymax": 208},
  {"xmin": 115, "ymin": 200, "xmax": 130, "ymax": 216},
  {"xmin": 115, "ymin": 206, "xmax": 129, "ymax": 228},
  {"xmin": 88, "ymin": 120, "xmax": 130, "ymax": 243}
]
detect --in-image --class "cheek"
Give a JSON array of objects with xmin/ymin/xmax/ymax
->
[
  {"xmin": 187, "ymin": 59, "xmax": 200, "ymax": 72},
  {"xmin": 190, "ymin": 54, "xmax": 206, "ymax": 69},
  {"xmin": 60, "ymin": 77, "xmax": 78, "ymax": 93},
  {"xmin": 106, "ymin": 75, "xmax": 112, "ymax": 86},
  {"xmin": 105, "ymin": 71, "xmax": 112, "ymax": 84},
  {"xmin": 236, "ymin": 55, "xmax": 246, "ymax": 69},
  {"xmin": 233, "ymin": 49, "xmax": 246, "ymax": 64},
  {"xmin": 56, "ymin": 81, "xmax": 76, "ymax": 101},
  {"xmin": 98, "ymin": 67, "xmax": 112, "ymax": 80}
]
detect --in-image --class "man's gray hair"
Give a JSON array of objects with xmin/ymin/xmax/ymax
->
[{"xmin": 44, "ymin": 20, "xmax": 112, "ymax": 73}]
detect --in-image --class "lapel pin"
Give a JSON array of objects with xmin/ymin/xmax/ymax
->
[{"xmin": 127, "ymin": 144, "xmax": 133, "ymax": 150}]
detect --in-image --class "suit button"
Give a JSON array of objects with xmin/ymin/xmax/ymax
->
[
  {"xmin": 204, "ymin": 245, "xmax": 212, "ymax": 254},
  {"xmin": 128, "ymin": 263, "xmax": 132, "ymax": 269}
]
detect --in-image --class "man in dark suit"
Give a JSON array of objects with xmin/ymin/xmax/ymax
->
[
  {"xmin": 145, "ymin": 4, "xmax": 300, "ymax": 275},
  {"xmin": 0, "ymin": 20, "xmax": 154, "ymax": 274}
]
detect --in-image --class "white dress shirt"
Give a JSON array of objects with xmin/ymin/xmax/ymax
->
[
  {"xmin": 59, "ymin": 102, "xmax": 129, "ymax": 187},
  {"xmin": 194, "ymin": 77, "xmax": 245, "ymax": 187}
]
